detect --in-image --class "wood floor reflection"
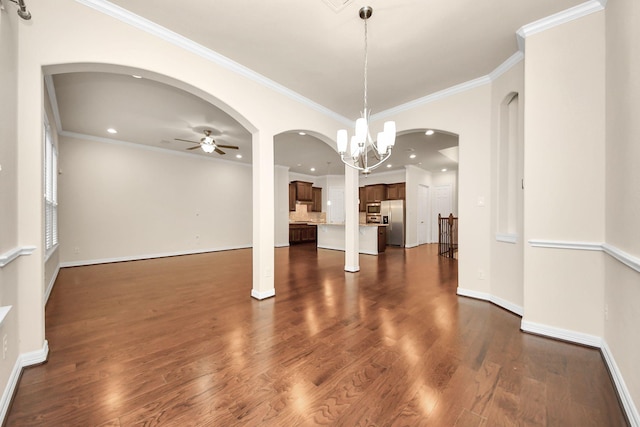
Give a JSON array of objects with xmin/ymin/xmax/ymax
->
[{"xmin": 6, "ymin": 244, "xmax": 628, "ymax": 426}]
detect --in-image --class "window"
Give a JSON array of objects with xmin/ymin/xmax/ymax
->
[{"xmin": 44, "ymin": 117, "xmax": 58, "ymax": 252}]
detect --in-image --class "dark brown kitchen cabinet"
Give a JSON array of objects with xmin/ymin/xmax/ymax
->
[
  {"xmin": 292, "ymin": 181, "xmax": 313, "ymax": 201},
  {"xmin": 359, "ymin": 187, "xmax": 366, "ymax": 212},
  {"xmin": 289, "ymin": 183, "xmax": 296, "ymax": 211},
  {"xmin": 377, "ymin": 226, "xmax": 387, "ymax": 253},
  {"xmin": 312, "ymin": 187, "xmax": 322, "ymax": 212},
  {"xmin": 365, "ymin": 184, "xmax": 386, "ymax": 203},
  {"xmin": 289, "ymin": 224, "xmax": 317, "ymax": 244},
  {"xmin": 386, "ymin": 182, "xmax": 406, "ymax": 200}
]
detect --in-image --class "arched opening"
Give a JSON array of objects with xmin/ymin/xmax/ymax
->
[{"xmin": 43, "ymin": 63, "xmax": 258, "ymax": 277}]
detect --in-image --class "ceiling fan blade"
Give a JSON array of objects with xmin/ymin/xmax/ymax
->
[
  {"xmin": 186, "ymin": 145, "xmax": 201, "ymax": 150},
  {"xmin": 216, "ymin": 144, "xmax": 239, "ymax": 150},
  {"xmin": 214, "ymin": 147, "xmax": 226, "ymax": 155},
  {"xmin": 175, "ymin": 138, "xmax": 200, "ymax": 144}
]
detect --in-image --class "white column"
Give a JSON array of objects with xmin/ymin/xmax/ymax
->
[
  {"xmin": 344, "ymin": 165, "xmax": 360, "ymax": 272},
  {"xmin": 251, "ymin": 130, "xmax": 275, "ymax": 299}
]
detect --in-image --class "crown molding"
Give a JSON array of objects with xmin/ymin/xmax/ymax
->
[
  {"xmin": 59, "ymin": 131, "xmax": 253, "ymax": 168},
  {"xmin": 516, "ymin": 0, "xmax": 606, "ymax": 46},
  {"xmin": 74, "ymin": 0, "xmax": 351, "ymax": 127}
]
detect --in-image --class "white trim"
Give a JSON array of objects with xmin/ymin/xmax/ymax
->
[
  {"xmin": 44, "ymin": 74, "xmax": 63, "ymax": 132},
  {"xmin": 527, "ymin": 240, "xmax": 640, "ymax": 274},
  {"xmin": 60, "ymin": 131, "xmax": 253, "ymax": 169},
  {"xmin": 251, "ymin": 288, "xmax": 275, "ymax": 300},
  {"xmin": 603, "ymin": 243, "xmax": 640, "ymax": 274},
  {"xmin": 372, "ymin": 76, "xmax": 492, "ymax": 121},
  {"xmin": 456, "ymin": 287, "xmax": 491, "ymax": 301},
  {"xmin": 517, "ymin": 0, "xmax": 606, "ymax": 41},
  {"xmin": 0, "ymin": 306, "xmax": 11, "ymax": 327},
  {"xmin": 490, "ymin": 295, "xmax": 524, "ymax": 317},
  {"xmin": 602, "ymin": 341, "xmax": 640, "ymax": 427},
  {"xmin": 74, "ymin": 0, "xmax": 351, "ymax": 126},
  {"xmin": 457, "ymin": 287, "xmax": 524, "ymax": 316},
  {"xmin": 520, "ymin": 320, "xmax": 602, "ymax": 347},
  {"xmin": 59, "ymin": 245, "xmax": 251, "ymax": 268},
  {"xmin": 316, "ymin": 245, "xmax": 378, "ymax": 256},
  {"xmin": 404, "ymin": 243, "xmax": 419, "ymax": 249},
  {"xmin": 495, "ymin": 233, "xmax": 517, "ymax": 244},
  {"xmin": 0, "ymin": 246, "xmax": 36, "ymax": 268},
  {"xmin": 45, "ymin": 264, "xmax": 61, "ymax": 305},
  {"xmin": 488, "ymin": 51, "xmax": 524, "ymax": 81},
  {"xmin": 274, "ymin": 243, "xmax": 290, "ymax": 248},
  {"xmin": 0, "ymin": 340, "xmax": 49, "ymax": 424},
  {"xmin": 528, "ymin": 239, "xmax": 603, "ymax": 251},
  {"xmin": 44, "ymin": 243, "xmax": 59, "ymax": 262},
  {"xmin": 344, "ymin": 265, "xmax": 360, "ymax": 272}
]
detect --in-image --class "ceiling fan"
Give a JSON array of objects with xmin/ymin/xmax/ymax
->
[{"xmin": 175, "ymin": 129, "xmax": 239, "ymax": 155}]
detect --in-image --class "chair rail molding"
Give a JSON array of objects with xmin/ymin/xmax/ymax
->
[{"xmin": 0, "ymin": 246, "xmax": 36, "ymax": 268}]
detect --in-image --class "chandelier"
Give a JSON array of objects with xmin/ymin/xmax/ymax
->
[{"xmin": 337, "ymin": 6, "xmax": 396, "ymax": 174}]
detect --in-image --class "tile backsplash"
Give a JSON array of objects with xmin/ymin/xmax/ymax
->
[{"xmin": 289, "ymin": 204, "xmax": 326, "ymax": 223}]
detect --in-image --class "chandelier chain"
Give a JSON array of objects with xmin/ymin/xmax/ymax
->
[{"xmin": 363, "ymin": 15, "xmax": 368, "ymax": 115}]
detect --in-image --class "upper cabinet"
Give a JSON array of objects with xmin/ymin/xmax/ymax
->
[
  {"xmin": 386, "ymin": 183, "xmax": 406, "ymax": 200},
  {"xmin": 289, "ymin": 183, "xmax": 296, "ymax": 211},
  {"xmin": 362, "ymin": 182, "xmax": 406, "ymax": 204},
  {"xmin": 312, "ymin": 187, "xmax": 322, "ymax": 212},
  {"xmin": 359, "ymin": 187, "xmax": 366, "ymax": 212},
  {"xmin": 291, "ymin": 181, "xmax": 313, "ymax": 202},
  {"xmin": 365, "ymin": 184, "xmax": 387, "ymax": 203}
]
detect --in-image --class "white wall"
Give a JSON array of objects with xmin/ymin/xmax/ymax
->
[
  {"xmin": 0, "ymin": 6, "xmax": 23, "ymax": 417},
  {"xmin": 604, "ymin": 0, "xmax": 640, "ymax": 420},
  {"xmin": 522, "ymin": 11, "xmax": 606, "ymax": 337},
  {"xmin": 358, "ymin": 169, "xmax": 405, "ymax": 186},
  {"xmin": 389, "ymin": 84, "xmax": 493, "ymax": 296},
  {"xmin": 490, "ymin": 61, "xmax": 524, "ymax": 313},
  {"xmin": 59, "ymin": 135, "xmax": 253, "ymax": 264},
  {"xmin": 274, "ymin": 165, "xmax": 290, "ymax": 247}
]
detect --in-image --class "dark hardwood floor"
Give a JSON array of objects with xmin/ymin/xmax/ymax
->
[{"xmin": 6, "ymin": 244, "xmax": 628, "ymax": 426}]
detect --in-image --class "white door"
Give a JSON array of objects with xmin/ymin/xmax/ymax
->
[
  {"xmin": 328, "ymin": 188, "xmax": 344, "ymax": 224},
  {"xmin": 417, "ymin": 184, "xmax": 430, "ymax": 245},
  {"xmin": 432, "ymin": 184, "xmax": 452, "ymax": 242}
]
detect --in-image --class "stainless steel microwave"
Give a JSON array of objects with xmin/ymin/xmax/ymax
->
[{"xmin": 366, "ymin": 202, "xmax": 381, "ymax": 214}]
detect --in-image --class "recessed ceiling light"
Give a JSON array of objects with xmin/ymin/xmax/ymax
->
[
  {"xmin": 107, "ymin": 128, "xmax": 118, "ymax": 134},
  {"xmin": 297, "ymin": 163, "xmax": 302, "ymax": 167},
  {"xmin": 441, "ymin": 168, "xmax": 447, "ymax": 172},
  {"xmin": 236, "ymin": 154, "xmax": 243, "ymax": 159},
  {"xmin": 425, "ymin": 129, "xmax": 435, "ymax": 136},
  {"xmin": 409, "ymin": 154, "xmax": 417, "ymax": 159},
  {"xmin": 310, "ymin": 167, "xmax": 316, "ymax": 172},
  {"xmin": 386, "ymin": 164, "xmax": 392, "ymax": 168},
  {"xmin": 132, "ymin": 75, "xmax": 142, "ymax": 79},
  {"xmin": 298, "ymin": 131, "xmax": 306, "ymax": 136}
]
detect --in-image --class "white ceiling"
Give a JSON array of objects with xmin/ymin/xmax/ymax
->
[{"xmin": 48, "ymin": 0, "xmax": 586, "ymax": 176}]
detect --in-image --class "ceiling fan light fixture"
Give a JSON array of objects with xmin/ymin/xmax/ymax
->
[{"xmin": 201, "ymin": 144, "xmax": 215, "ymax": 153}]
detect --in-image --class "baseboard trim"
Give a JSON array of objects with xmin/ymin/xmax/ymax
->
[
  {"xmin": 0, "ymin": 340, "xmax": 49, "ymax": 424},
  {"xmin": 601, "ymin": 341, "xmax": 640, "ymax": 427},
  {"xmin": 456, "ymin": 287, "xmax": 524, "ymax": 316},
  {"xmin": 520, "ymin": 320, "xmax": 602, "ymax": 348},
  {"xmin": 45, "ymin": 264, "xmax": 60, "ymax": 305},
  {"xmin": 60, "ymin": 245, "xmax": 252, "ymax": 268},
  {"xmin": 251, "ymin": 289, "xmax": 275, "ymax": 300},
  {"xmin": 344, "ymin": 265, "xmax": 360, "ymax": 273}
]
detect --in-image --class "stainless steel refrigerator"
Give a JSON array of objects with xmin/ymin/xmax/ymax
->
[{"xmin": 381, "ymin": 200, "xmax": 405, "ymax": 247}]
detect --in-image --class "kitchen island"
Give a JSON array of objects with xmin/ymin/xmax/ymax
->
[{"xmin": 316, "ymin": 223, "xmax": 387, "ymax": 255}]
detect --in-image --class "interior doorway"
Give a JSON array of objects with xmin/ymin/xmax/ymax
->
[{"xmin": 417, "ymin": 184, "xmax": 430, "ymax": 245}]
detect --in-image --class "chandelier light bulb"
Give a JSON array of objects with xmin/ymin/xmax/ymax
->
[{"xmin": 337, "ymin": 129, "xmax": 348, "ymax": 154}]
